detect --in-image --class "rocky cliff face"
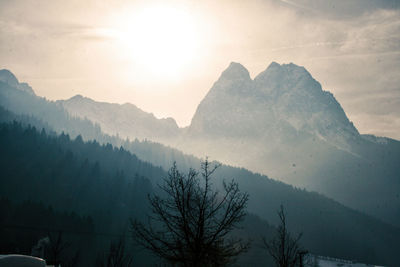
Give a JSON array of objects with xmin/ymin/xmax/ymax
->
[{"xmin": 188, "ymin": 62, "xmax": 358, "ymax": 149}]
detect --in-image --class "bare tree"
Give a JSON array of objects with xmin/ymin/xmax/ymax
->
[
  {"xmin": 96, "ymin": 238, "xmax": 133, "ymax": 267},
  {"xmin": 47, "ymin": 231, "xmax": 70, "ymax": 266},
  {"xmin": 262, "ymin": 205, "xmax": 304, "ymax": 267},
  {"xmin": 63, "ymin": 250, "xmax": 81, "ymax": 267},
  {"xmin": 131, "ymin": 159, "xmax": 249, "ymax": 266}
]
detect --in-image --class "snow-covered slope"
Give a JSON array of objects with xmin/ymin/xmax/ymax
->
[{"xmin": 308, "ymin": 254, "xmax": 384, "ymax": 267}]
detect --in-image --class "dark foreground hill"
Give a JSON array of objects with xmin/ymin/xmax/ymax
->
[{"xmin": 0, "ymin": 121, "xmax": 399, "ymax": 266}]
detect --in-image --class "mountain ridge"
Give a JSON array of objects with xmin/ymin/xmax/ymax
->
[
  {"xmin": 1, "ymin": 65, "xmax": 399, "ymax": 227},
  {"xmin": 0, "ymin": 69, "xmax": 35, "ymax": 95},
  {"xmin": 58, "ymin": 94, "xmax": 181, "ymax": 142}
]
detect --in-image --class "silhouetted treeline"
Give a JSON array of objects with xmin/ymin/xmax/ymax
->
[
  {"xmin": 0, "ymin": 122, "xmax": 157, "ymax": 265},
  {"xmin": 0, "ymin": 84, "xmax": 199, "ymax": 171},
  {"xmin": 0, "ymin": 121, "xmax": 157, "ymax": 222}
]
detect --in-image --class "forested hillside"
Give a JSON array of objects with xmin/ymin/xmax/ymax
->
[{"xmin": 0, "ymin": 121, "xmax": 399, "ymax": 265}]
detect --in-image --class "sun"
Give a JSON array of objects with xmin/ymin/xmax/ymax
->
[{"xmin": 113, "ymin": 5, "xmax": 201, "ymax": 80}]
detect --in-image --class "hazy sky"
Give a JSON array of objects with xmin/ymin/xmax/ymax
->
[{"xmin": 1, "ymin": 0, "xmax": 399, "ymax": 139}]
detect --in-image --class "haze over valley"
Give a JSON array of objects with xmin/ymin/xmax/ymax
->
[{"xmin": 1, "ymin": 1, "xmax": 399, "ymax": 266}]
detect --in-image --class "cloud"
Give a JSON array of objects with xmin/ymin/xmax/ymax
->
[
  {"xmin": 276, "ymin": 0, "xmax": 400, "ymax": 19},
  {"xmin": 0, "ymin": 0, "xmax": 399, "ymax": 139},
  {"xmin": 242, "ymin": 3, "xmax": 400, "ymax": 139}
]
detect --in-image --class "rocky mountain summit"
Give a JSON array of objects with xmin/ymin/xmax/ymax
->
[{"xmin": 188, "ymin": 62, "xmax": 359, "ymax": 151}]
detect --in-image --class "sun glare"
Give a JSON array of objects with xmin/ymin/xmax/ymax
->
[{"xmin": 113, "ymin": 5, "xmax": 201, "ymax": 80}]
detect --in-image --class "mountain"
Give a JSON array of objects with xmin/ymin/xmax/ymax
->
[
  {"xmin": 186, "ymin": 61, "xmax": 359, "ymax": 155},
  {"xmin": 0, "ymin": 76, "xmax": 107, "ymax": 141},
  {"xmin": 1, "ymin": 67, "xmax": 399, "ymax": 228},
  {"xmin": 0, "ymin": 70, "xmax": 181, "ymax": 144},
  {"xmin": 0, "ymin": 69, "xmax": 35, "ymax": 95},
  {"xmin": 180, "ymin": 62, "xmax": 400, "ymax": 226},
  {"xmin": 58, "ymin": 95, "xmax": 181, "ymax": 143}
]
